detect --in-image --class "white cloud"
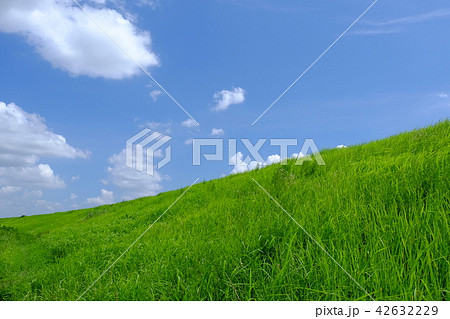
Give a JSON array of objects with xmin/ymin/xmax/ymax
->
[
  {"xmin": 0, "ymin": 101, "xmax": 87, "ymax": 191},
  {"xmin": 184, "ymin": 139, "xmax": 193, "ymax": 145},
  {"xmin": 34, "ymin": 199, "xmax": 63, "ymax": 212},
  {"xmin": 211, "ymin": 128, "xmax": 224, "ymax": 136},
  {"xmin": 150, "ymin": 89, "xmax": 164, "ymax": 101},
  {"xmin": 22, "ymin": 190, "xmax": 44, "ymax": 200},
  {"xmin": 0, "ymin": 0, "xmax": 159, "ymax": 79},
  {"xmin": 351, "ymin": 28, "xmax": 402, "ymax": 36},
  {"xmin": 0, "ymin": 102, "xmax": 89, "ymax": 166},
  {"xmin": 71, "ymin": 175, "xmax": 80, "ymax": 183},
  {"xmin": 230, "ymin": 152, "xmax": 263, "ymax": 174},
  {"xmin": 136, "ymin": 0, "xmax": 159, "ymax": 9},
  {"xmin": 230, "ymin": 152, "xmax": 304, "ymax": 174},
  {"xmin": 106, "ymin": 149, "xmax": 166, "ymax": 200},
  {"xmin": 291, "ymin": 152, "xmax": 305, "ymax": 159},
  {"xmin": 374, "ymin": 9, "xmax": 450, "ymax": 26},
  {"xmin": 266, "ymin": 154, "xmax": 282, "ymax": 165},
  {"xmin": 0, "ymin": 101, "xmax": 89, "ymax": 216},
  {"xmin": 0, "ymin": 164, "xmax": 65, "ymax": 190},
  {"xmin": 181, "ymin": 118, "xmax": 198, "ymax": 128},
  {"xmin": 152, "ymin": 149, "xmax": 164, "ymax": 158},
  {"xmin": 336, "ymin": 145, "xmax": 348, "ymax": 149},
  {"xmin": 437, "ymin": 92, "xmax": 448, "ymax": 99},
  {"xmin": 144, "ymin": 121, "xmax": 172, "ymax": 134},
  {"xmin": 212, "ymin": 87, "xmax": 246, "ymax": 111},
  {"xmin": 0, "ymin": 186, "xmax": 22, "ymax": 195},
  {"xmin": 0, "ymin": 189, "xmax": 47, "ymax": 217},
  {"xmin": 87, "ymin": 189, "xmax": 115, "ymax": 206},
  {"xmin": 355, "ymin": 9, "xmax": 450, "ymax": 36},
  {"xmin": 89, "ymin": 0, "xmax": 107, "ymax": 4}
]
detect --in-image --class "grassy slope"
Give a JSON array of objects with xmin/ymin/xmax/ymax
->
[{"xmin": 0, "ymin": 121, "xmax": 449, "ymax": 301}]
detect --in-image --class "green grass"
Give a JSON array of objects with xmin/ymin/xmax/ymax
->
[{"xmin": 0, "ymin": 121, "xmax": 449, "ymax": 301}]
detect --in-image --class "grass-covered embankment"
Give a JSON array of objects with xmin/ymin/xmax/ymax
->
[{"xmin": 0, "ymin": 121, "xmax": 449, "ymax": 300}]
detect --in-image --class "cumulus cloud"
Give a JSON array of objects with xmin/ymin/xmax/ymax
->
[
  {"xmin": 0, "ymin": 189, "xmax": 41, "ymax": 217},
  {"xmin": 0, "ymin": 186, "xmax": 22, "ymax": 195},
  {"xmin": 87, "ymin": 189, "xmax": 115, "ymax": 206},
  {"xmin": 0, "ymin": 0, "xmax": 159, "ymax": 79},
  {"xmin": 0, "ymin": 101, "xmax": 88, "ymax": 191},
  {"xmin": 0, "ymin": 186, "xmax": 66, "ymax": 216},
  {"xmin": 0, "ymin": 102, "xmax": 89, "ymax": 166},
  {"xmin": 212, "ymin": 87, "xmax": 246, "ymax": 111},
  {"xmin": 211, "ymin": 128, "xmax": 224, "ymax": 136},
  {"xmin": 266, "ymin": 154, "xmax": 282, "ymax": 165},
  {"xmin": 0, "ymin": 164, "xmax": 65, "ymax": 190},
  {"xmin": 336, "ymin": 145, "xmax": 348, "ymax": 149},
  {"xmin": 181, "ymin": 118, "xmax": 198, "ymax": 128},
  {"xmin": 0, "ymin": 101, "xmax": 89, "ymax": 216},
  {"xmin": 230, "ymin": 152, "xmax": 304, "ymax": 174},
  {"xmin": 34, "ymin": 199, "xmax": 64, "ymax": 211},
  {"xmin": 437, "ymin": 92, "xmax": 448, "ymax": 99},
  {"xmin": 230, "ymin": 152, "xmax": 262, "ymax": 174},
  {"xmin": 105, "ymin": 149, "xmax": 166, "ymax": 200}
]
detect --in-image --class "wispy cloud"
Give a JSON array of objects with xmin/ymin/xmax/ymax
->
[
  {"xmin": 354, "ymin": 8, "xmax": 450, "ymax": 35},
  {"xmin": 217, "ymin": 0, "xmax": 305, "ymax": 14},
  {"xmin": 373, "ymin": 9, "xmax": 450, "ymax": 26},
  {"xmin": 352, "ymin": 27, "xmax": 402, "ymax": 36},
  {"xmin": 136, "ymin": 0, "xmax": 159, "ymax": 9}
]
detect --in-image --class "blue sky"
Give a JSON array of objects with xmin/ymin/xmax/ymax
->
[{"xmin": 0, "ymin": 0, "xmax": 449, "ymax": 217}]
